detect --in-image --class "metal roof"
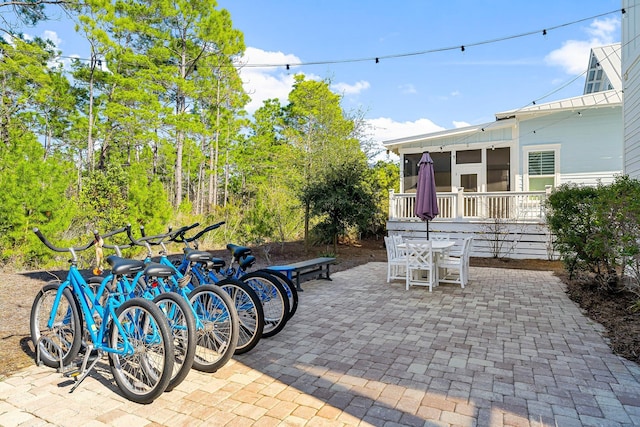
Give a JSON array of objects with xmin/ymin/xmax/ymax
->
[
  {"xmin": 588, "ymin": 43, "xmax": 622, "ymax": 92},
  {"xmin": 495, "ymin": 89, "xmax": 622, "ymax": 119}
]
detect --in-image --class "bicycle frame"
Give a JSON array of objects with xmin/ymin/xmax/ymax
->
[{"xmin": 49, "ymin": 265, "xmax": 137, "ymax": 357}]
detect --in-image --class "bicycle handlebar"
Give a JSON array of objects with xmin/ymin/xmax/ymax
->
[
  {"xmin": 33, "ymin": 227, "xmax": 97, "ymax": 253},
  {"xmin": 98, "ymin": 226, "xmax": 131, "ymax": 251},
  {"xmin": 172, "ymin": 221, "xmax": 225, "ymax": 243},
  {"xmin": 127, "ymin": 223, "xmax": 200, "ymax": 247}
]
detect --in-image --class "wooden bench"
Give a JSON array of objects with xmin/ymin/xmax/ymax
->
[{"xmin": 268, "ymin": 257, "xmax": 336, "ymax": 291}]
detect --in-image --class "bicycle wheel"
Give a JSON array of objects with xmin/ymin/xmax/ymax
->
[
  {"xmin": 216, "ymin": 278, "xmax": 264, "ymax": 354},
  {"xmin": 30, "ymin": 282, "xmax": 82, "ymax": 369},
  {"xmin": 263, "ymin": 269, "xmax": 298, "ymax": 320},
  {"xmin": 152, "ymin": 292, "xmax": 196, "ymax": 391},
  {"xmin": 240, "ymin": 271, "xmax": 289, "ymax": 338},
  {"xmin": 108, "ymin": 297, "xmax": 175, "ymax": 404},
  {"xmin": 188, "ymin": 285, "xmax": 239, "ymax": 373}
]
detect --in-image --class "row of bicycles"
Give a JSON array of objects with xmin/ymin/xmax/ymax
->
[{"xmin": 29, "ymin": 221, "xmax": 298, "ymax": 404}]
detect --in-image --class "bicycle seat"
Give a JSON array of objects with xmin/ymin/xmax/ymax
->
[
  {"xmin": 205, "ymin": 258, "xmax": 226, "ymax": 271},
  {"xmin": 144, "ymin": 262, "xmax": 174, "ymax": 278},
  {"xmin": 184, "ymin": 248, "xmax": 213, "ymax": 262},
  {"xmin": 239, "ymin": 255, "xmax": 256, "ymax": 269},
  {"xmin": 106, "ymin": 256, "xmax": 145, "ymax": 275},
  {"xmin": 227, "ymin": 243, "xmax": 252, "ymax": 261}
]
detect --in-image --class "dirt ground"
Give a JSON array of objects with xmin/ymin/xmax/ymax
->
[{"xmin": 2, "ymin": 237, "xmax": 638, "ymax": 380}]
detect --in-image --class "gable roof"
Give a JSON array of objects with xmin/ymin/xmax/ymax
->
[
  {"xmin": 496, "ymin": 43, "xmax": 622, "ymax": 120},
  {"xmin": 585, "ymin": 43, "xmax": 621, "ymax": 93}
]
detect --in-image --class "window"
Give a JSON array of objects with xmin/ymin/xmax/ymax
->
[
  {"xmin": 431, "ymin": 151, "xmax": 452, "ymax": 191},
  {"xmin": 486, "ymin": 147, "xmax": 510, "ymax": 191},
  {"xmin": 456, "ymin": 149, "xmax": 481, "ymax": 164},
  {"xmin": 403, "ymin": 152, "xmax": 451, "ymax": 192},
  {"xmin": 528, "ymin": 150, "xmax": 555, "ymax": 190}
]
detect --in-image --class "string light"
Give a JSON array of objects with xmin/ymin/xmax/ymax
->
[
  {"xmin": 392, "ymin": 21, "xmax": 634, "ymax": 153},
  {"xmin": 237, "ymin": 7, "xmax": 625, "ymax": 68},
  {"xmin": 17, "ymin": 7, "xmax": 626, "ymax": 71}
]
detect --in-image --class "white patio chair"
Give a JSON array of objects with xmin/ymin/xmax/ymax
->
[
  {"xmin": 438, "ymin": 237, "xmax": 473, "ymax": 288},
  {"xmin": 384, "ymin": 236, "xmax": 406, "ymax": 283},
  {"xmin": 405, "ymin": 240, "xmax": 435, "ymax": 291}
]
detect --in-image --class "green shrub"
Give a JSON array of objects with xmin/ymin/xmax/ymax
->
[{"xmin": 546, "ymin": 176, "xmax": 640, "ymax": 293}]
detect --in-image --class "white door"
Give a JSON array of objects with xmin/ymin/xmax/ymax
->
[
  {"xmin": 455, "ymin": 164, "xmax": 483, "ymax": 217},
  {"xmin": 454, "ymin": 164, "xmax": 483, "ymax": 192}
]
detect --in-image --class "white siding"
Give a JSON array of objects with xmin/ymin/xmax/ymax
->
[
  {"xmin": 623, "ymin": 0, "xmax": 640, "ymax": 179},
  {"xmin": 518, "ymin": 108, "xmax": 623, "ymax": 177},
  {"xmin": 558, "ymin": 171, "xmax": 623, "ymax": 186},
  {"xmin": 387, "ymin": 220, "xmax": 557, "ymax": 260}
]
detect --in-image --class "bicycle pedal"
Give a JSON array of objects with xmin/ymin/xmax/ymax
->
[{"xmin": 62, "ymin": 368, "xmax": 81, "ymax": 378}]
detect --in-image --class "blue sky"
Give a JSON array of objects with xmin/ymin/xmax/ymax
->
[{"xmin": 19, "ymin": 0, "xmax": 623, "ymax": 156}]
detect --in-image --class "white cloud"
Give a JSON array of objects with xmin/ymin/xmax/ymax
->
[
  {"xmin": 366, "ymin": 117, "xmax": 444, "ymax": 144},
  {"xmin": 363, "ymin": 117, "xmax": 446, "ymax": 161},
  {"xmin": 42, "ymin": 30, "xmax": 61, "ymax": 48},
  {"xmin": 239, "ymin": 47, "xmax": 373, "ymax": 114},
  {"xmin": 399, "ymin": 83, "xmax": 417, "ymax": 94},
  {"xmin": 545, "ymin": 17, "xmax": 620, "ymax": 75},
  {"xmin": 239, "ymin": 47, "xmax": 322, "ymax": 114},
  {"xmin": 452, "ymin": 120, "xmax": 470, "ymax": 128},
  {"xmin": 332, "ymin": 80, "xmax": 370, "ymax": 95}
]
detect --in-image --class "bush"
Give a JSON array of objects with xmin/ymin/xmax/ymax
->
[{"xmin": 546, "ymin": 176, "xmax": 640, "ymax": 293}]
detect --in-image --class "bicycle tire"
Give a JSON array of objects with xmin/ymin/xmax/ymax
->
[
  {"xmin": 30, "ymin": 281, "xmax": 82, "ymax": 368},
  {"xmin": 108, "ymin": 297, "xmax": 175, "ymax": 404},
  {"xmin": 239, "ymin": 271, "xmax": 289, "ymax": 338},
  {"xmin": 216, "ymin": 277, "xmax": 264, "ymax": 354},
  {"xmin": 152, "ymin": 292, "xmax": 196, "ymax": 391},
  {"xmin": 263, "ymin": 269, "xmax": 298, "ymax": 320},
  {"xmin": 188, "ymin": 284, "xmax": 239, "ymax": 373}
]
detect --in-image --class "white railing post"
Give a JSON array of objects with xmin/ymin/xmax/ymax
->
[
  {"xmin": 456, "ymin": 187, "xmax": 464, "ymax": 218},
  {"xmin": 388, "ymin": 189, "xmax": 395, "ymax": 220}
]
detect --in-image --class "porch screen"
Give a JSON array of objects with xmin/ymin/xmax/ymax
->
[
  {"xmin": 403, "ymin": 152, "xmax": 451, "ymax": 192},
  {"xmin": 486, "ymin": 147, "xmax": 510, "ymax": 191},
  {"xmin": 528, "ymin": 151, "xmax": 555, "ymax": 190}
]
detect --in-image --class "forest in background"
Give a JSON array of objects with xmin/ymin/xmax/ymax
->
[{"xmin": 0, "ymin": 0, "xmax": 399, "ymax": 268}]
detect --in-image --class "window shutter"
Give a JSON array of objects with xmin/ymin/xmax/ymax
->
[{"xmin": 528, "ymin": 151, "xmax": 555, "ymax": 175}]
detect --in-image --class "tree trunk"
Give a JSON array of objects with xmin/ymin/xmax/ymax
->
[
  {"xmin": 211, "ymin": 80, "xmax": 221, "ymax": 211},
  {"xmin": 175, "ymin": 129, "xmax": 184, "ymax": 207}
]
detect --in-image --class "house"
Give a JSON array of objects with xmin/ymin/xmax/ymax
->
[
  {"xmin": 384, "ymin": 43, "xmax": 623, "ymax": 259},
  {"xmin": 623, "ymin": 0, "xmax": 640, "ymax": 178}
]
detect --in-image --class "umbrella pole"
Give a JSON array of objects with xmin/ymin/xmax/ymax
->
[{"xmin": 427, "ymin": 220, "xmax": 429, "ymax": 240}]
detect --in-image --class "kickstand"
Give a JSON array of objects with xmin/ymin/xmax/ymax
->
[{"xmin": 69, "ymin": 345, "xmax": 102, "ymax": 393}]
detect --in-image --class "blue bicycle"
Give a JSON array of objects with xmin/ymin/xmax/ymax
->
[
  {"xmin": 170, "ymin": 223, "xmax": 291, "ymax": 339},
  {"xmin": 167, "ymin": 223, "xmax": 265, "ymax": 354},
  {"xmin": 90, "ymin": 227, "xmax": 197, "ymax": 392},
  {"xmin": 30, "ymin": 228, "xmax": 175, "ymax": 404},
  {"xmin": 124, "ymin": 224, "xmax": 239, "ymax": 372}
]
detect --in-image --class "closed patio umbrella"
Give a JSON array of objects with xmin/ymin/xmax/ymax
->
[{"xmin": 415, "ymin": 151, "xmax": 439, "ymax": 239}]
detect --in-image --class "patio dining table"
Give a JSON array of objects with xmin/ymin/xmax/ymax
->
[{"xmin": 396, "ymin": 240, "xmax": 456, "ymax": 285}]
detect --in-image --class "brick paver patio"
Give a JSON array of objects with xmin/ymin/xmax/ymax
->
[{"xmin": 2, "ymin": 263, "xmax": 640, "ymax": 426}]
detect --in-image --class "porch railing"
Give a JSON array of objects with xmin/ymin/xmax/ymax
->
[{"xmin": 389, "ymin": 188, "xmax": 550, "ymax": 222}]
